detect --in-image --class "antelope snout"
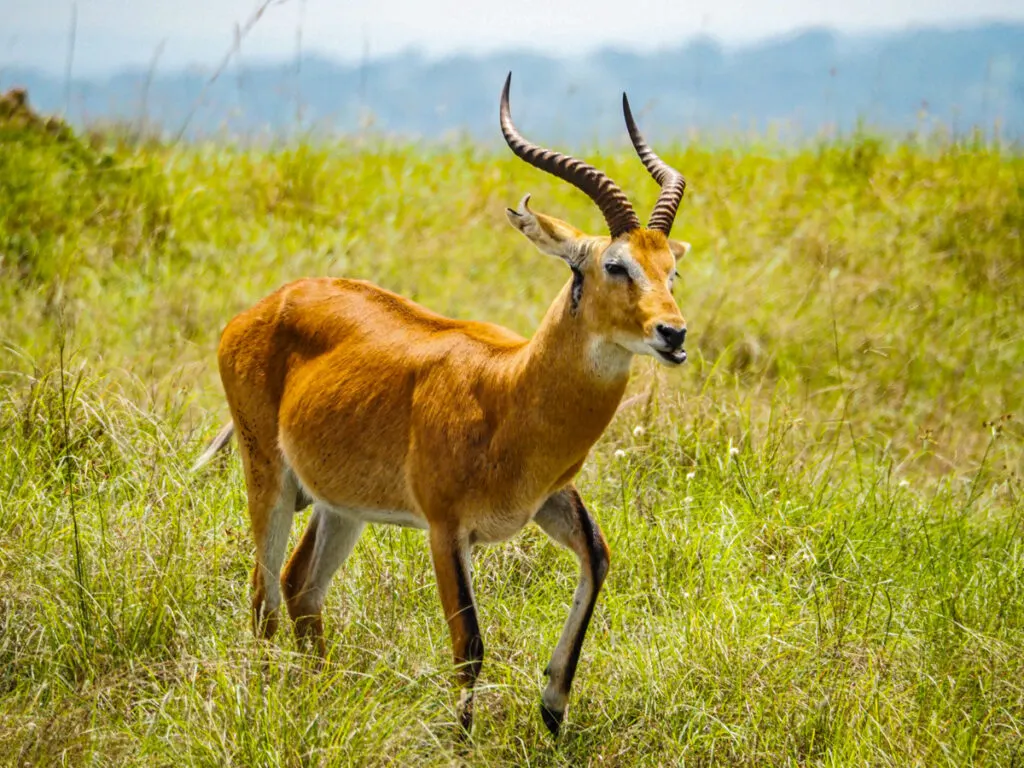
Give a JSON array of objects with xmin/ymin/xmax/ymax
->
[
  {"xmin": 655, "ymin": 324, "xmax": 686, "ymax": 350},
  {"xmin": 646, "ymin": 319, "xmax": 688, "ymax": 366}
]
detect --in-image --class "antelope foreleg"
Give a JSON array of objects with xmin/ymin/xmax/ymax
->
[
  {"xmin": 429, "ymin": 527, "xmax": 483, "ymax": 736},
  {"xmin": 533, "ymin": 486, "xmax": 610, "ymax": 736}
]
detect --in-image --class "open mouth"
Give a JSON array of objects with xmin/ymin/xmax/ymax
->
[{"xmin": 655, "ymin": 347, "xmax": 687, "ymax": 365}]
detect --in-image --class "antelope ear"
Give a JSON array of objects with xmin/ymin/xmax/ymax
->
[
  {"xmin": 505, "ymin": 194, "xmax": 587, "ymax": 267},
  {"xmin": 669, "ymin": 239, "xmax": 691, "ymax": 262}
]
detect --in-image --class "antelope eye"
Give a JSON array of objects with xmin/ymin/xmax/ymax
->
[{"xmin": 605, "ymin": 262, "xmax": 629, "ymax": 278}]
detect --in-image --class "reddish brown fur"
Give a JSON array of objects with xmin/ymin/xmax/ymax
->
[{"xmin": 216, "ymin": 199, "xmax": 690, "ymax": 733}]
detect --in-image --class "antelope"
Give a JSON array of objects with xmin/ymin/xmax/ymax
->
[{"xmin": 198, "ymin": 73, "xmax": 692, "ymax": 736}]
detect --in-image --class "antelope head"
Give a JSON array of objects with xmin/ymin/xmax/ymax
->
[{"xmin": 501, "ymin": 73, "xmax": 692, "ymax": 367}]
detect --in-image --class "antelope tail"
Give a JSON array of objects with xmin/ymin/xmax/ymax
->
[{"xmin": 191, "ymin": 421, "xmax": 235, "ymax": 472}]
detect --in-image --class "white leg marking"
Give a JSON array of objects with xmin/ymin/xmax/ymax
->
[
  {"xmin": 300, "ymin": 505, "xmax": 366, "ymax": 610},
  {"xmin": 543, "ymin": 576, "xmax": 594, "ymax": 714},
  {"xmin": 534, "ymin": 489, "xmax": 607, "ymax": 720},
  {"xmin": 256, "ymin": 471, "xmax": 299, "ymax": 615}
]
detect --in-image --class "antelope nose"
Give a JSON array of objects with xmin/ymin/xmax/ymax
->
[{"xmin": 656, "ymin": 324, "xmax": 687, "ymax": 349}]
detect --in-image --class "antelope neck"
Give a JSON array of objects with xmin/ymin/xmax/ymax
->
[{"xmin": 509, "ymin": 279, "xmax": 631, "ymax": 440}]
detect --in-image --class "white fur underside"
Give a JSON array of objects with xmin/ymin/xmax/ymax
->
[{"xmin": 322, "ymin": 505, "xmax": 430, "ymax": 530}]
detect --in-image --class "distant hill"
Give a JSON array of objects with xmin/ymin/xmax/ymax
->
[{"xmin": 1, "ymin": 23, "xmax": 1021, "ymax": 142}]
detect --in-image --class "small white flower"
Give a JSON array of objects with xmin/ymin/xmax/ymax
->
[
  {"xmin": 767, "ymin": 554, "xmax": 776, "ymax": 561},
  {"xmin": 686, "ymin": 471, "xmax": 696, "ymax": 480},
  {"xmin": 683, "ymin": 496, "xmax": 694, "ymax": 505},
  {"xmin": 633, "ymin": 425, "xmax": 646, "ymax": 437},
  {"xmin": 898, "ymin": 479, "xmax": 910, "ymax": 488},
  {"xmin": 614, "ymin": 449, "xmax": 627, "ymax": 459},
  {"xmin": 729, "ymin": 446, "xmax": 740, "ymax": 457}
]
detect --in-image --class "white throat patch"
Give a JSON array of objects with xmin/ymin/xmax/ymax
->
[{"xmin": 586, "ymin": 337, "xmax": 633, "ymax": 379}]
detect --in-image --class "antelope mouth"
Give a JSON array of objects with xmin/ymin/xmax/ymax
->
[{"xmin": 655, "ymin": 347, "xmax": 687, "ymax": 365}]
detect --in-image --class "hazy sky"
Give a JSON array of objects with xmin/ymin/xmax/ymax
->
[{"xmin": 4, "ymin": 0, "xmax": 1023, "ymax": 75}]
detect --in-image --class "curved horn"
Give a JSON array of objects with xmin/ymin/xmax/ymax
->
[
  {"xmin": 622, "ymin": 93, "xmax": 686, "ymax": 235},
  {"xmin": 501, "ymin": 73, "xmax": 640, "ymax": 239}
]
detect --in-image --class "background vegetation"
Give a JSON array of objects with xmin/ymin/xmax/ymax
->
[
  {"xmin": 1, "ymin": 98, "xmax": 1022, "ymax": 765},
  {"xmin": 6, "ymin": 23, "xmax": 1023, "ymax": 141}
]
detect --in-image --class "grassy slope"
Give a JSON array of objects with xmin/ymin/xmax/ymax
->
[{"xmin": 1, "ymin": 117, "xmax": 1022, "ymax": 765}]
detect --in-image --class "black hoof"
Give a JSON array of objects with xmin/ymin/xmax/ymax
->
[{"xmin": 541, "ymin": 703, "xmax": 564, "ymax": 737}]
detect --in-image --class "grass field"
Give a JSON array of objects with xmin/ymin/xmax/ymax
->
[{"xmin": 1, "ymin": 102, "xmax": 1023, "ymax": 765}]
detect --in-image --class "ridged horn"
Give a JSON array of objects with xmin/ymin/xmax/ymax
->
[
  {"xmin": 622, "ymin": 93, "xmax": 686, "ymax": 235},
  {"xmin": 500, "ymin": 73, "xmax": 640, "ymax": 239}
]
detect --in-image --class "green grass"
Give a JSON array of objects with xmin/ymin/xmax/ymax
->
[{"xmin": 1, "ymin": 115, "xmax": 1022, "ymax": 765}]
